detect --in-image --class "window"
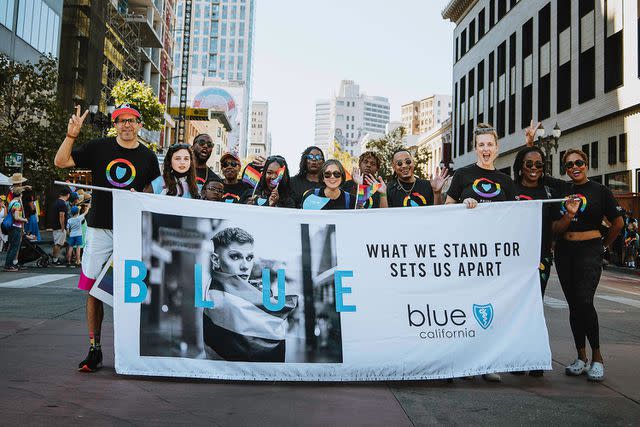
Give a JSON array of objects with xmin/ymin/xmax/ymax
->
[
  {"xmin": 619, "ymin": 133, "xmax": 627, "ymax": 162},
  {"xmin": 508, "ymin": 32, "xmax": 516, "ymax": 134},
  {"xmin": 608, "ymin": 136, "xmax": 617, "ymax": 164},
  {"xmin": 604, "ymin": 0, "xmax": 624, "ymax": 91},
  {"xmin": 498, "ymin": 0, "xmax": 507, "ymax": 20},
  {"xmin": 239, "ymin": 22, "xmax": 245, "ymax": 35},
  {"xmin": 478, "ymin": 9, "xmax": 485, "ymax": 39},
  {"xmin": 469, "ymin": 19, "xmax": 476, "ymax": 48},
  {"xmin": 497, "ymin": 41, "xmax": 506, "ymax": 137},
  {"xmin": 195, "ymin": 4, "xmax": 201, "ymax": 17},
  {"xmin": 467, "ymin": 68, "xmax": 475, "ymax": 152},
  {"xmin": 489, "ymin": 0, "xmax": 495, "ymax": 29},
  {"xmin": 204, "ymin": 21, "xmax": 209, "ymax": 35},
  {"xmin": 557, "ymin": 0, "xmax": 572, "ymax": 112},
  {"xmin": 591, "ymin": 141, "xmax": 599, "ymax": 168},
  {"xmin": 538, "ymin": 3, "xmax": 551, "ymax": 120},
  {"xmin": 582, "ymin": 144, "xmax": 590, "ymax": 161},
  {"xmin": 521, "ymin": 18, "xmax": 533, "ymax": 128},
  {"xmin": 579, "ymin": 0, "xmax": 596, "ymax": 103},
  {"xmin": 16, "ymin": 0, "xmax": 60, "ymax": 56},
  {"xmin": 461, "ymin": 29, "xmax": 467, "ymax": 55}
]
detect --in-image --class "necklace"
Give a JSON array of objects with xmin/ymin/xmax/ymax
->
[{"xmin": 396, "ymin": 178, "xmax": 416, "ymax": 195}]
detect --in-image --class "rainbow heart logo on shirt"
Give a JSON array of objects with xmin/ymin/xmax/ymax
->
[
  {"xmin": 472, "ymin": 178, "xmax": 502, "ymax": 198},
  {"xmin": 106, "ymin": 158, "xmax": 136, "ymax": 188},
  {"xmin": 560, "ymin": 194, "xmax": 587, "ymax": 214}
]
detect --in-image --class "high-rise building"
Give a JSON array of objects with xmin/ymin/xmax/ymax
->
[
  {"xmin": 443, "ymin": 0, "xmax": 640, "ymax": 194},
  {"xmin": 249, "ymin": 101, "xmax": 269, "ymax": 157},
  {"xmin": 0, "ymin": 0, "xmax": 63, "ymax": 63},
  {"xmin": 314, "ymin": 80, "xmax": 391, "ymax": 157},
  {"xmin": 401, "ymin": 95, "xmax": 452, "ymax": 136},
  {"xmin": 173, "ymin": 0, "xmax": 256, "ymax": 157}
]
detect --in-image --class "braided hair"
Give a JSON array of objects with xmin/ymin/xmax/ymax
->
[{"xmin": 513, "ymin": 146, "xmax": 546, "ymax": 185}]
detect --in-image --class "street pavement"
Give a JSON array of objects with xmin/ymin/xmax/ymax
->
[{"xmin": 1, "ymin": 261, "xmax": 639, "ymax": 426}]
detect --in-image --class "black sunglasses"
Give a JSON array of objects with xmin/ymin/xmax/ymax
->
[
  {"xmin": 564, "ymin": 159, "xmax": 586, "ymax": 169},
  {"xmin": 222, "ymin": 161, "xmax": 239, "ymax": 168},
  {"xmin": 524, "ymin": 160, "xmax": 544, "ymax": 169},
  {"xmin": 195, "ymin": 139, "xmax": 213, "ymax": 148},
  {"xmin": 474, "ymin": 127, "xmax": 496, "ymax": 135},
  {"xmin": 395, "ymin": 159, "xmax": 412, "ymax": 167},
  {"xmin": 306, "ymin": 154, "xmax": 324, "ymax": 161},
  {"xmin": 170, "ymin": 143, "xmax": 190, "ymax": 150},
  {"xmin": 323, "ymin": 171, "xmax": 342, "ymax": 179}
]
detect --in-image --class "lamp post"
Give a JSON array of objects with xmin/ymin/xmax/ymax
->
[
  {"xmin": 88, "ymin": 103, "xmax": 115, "ymax": 137},
  {"xmin": 534, "ymin": 122, "xmax": 562, "ymax": 175}
]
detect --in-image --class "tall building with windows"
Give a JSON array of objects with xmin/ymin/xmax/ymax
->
[
  {"xmin": 173, "ymin": 0, "xmax": 256, "ymax": 157},
  {"xmin": 401, "ymin": 95, "xmax": 452, "ymax": 136},
  {"xmin": 314, "ymin": 80, "xmax": 391, "ymax": 157},
  {"xmin": 0, "ymin": 0, "xmax": 63, "ymax": 63},
  {"xmin": 443, "ymin": 0, "xmax": 640, "ymax": 193},
  {"xmin": 249, "ymin": 101, "xmax": 269, "ymax": 157}
]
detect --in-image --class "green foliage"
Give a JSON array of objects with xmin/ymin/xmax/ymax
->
[
  {"xmin": 110, "ymin": 79, "xmax": 165, "ymax": 131},
  {"xmin": 365, "ymin": 126, "xmax": 407, "ymax": 180},
  {"xmin": 331, "ymin": 141, "xmax": 355, "ymax": 173},
  {"xmin": 0, "ymin": 54, "xmax": 98, "ymax": 191},
  {"xmin": 413, "ymin": 144, "xmax": 432, "ymax": 180}
]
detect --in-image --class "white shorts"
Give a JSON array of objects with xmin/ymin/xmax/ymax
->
[
  {"xmin": 78, "ymin": 227, "xmax": 112, "ymax": 291},
  {"xmin": 52, "ymin": 229, "xmax": 66, "ymax": 246}
]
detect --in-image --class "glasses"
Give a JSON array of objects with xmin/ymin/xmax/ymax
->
[
  {"xmin": 268, "ymin": 155, "xmax": 285, "ymax": 161},
  {"xmin": 195, "ymin": 139, "xmax": 213, "ymax": 148},
  {"xmin": 395, "ymin": 159, "xmax": 412, "ymax": 167},
  {"xmin": 323, "ymin": 171, "xmax": 342, "ymax": 179},
  {"xmin": 524, "ymin": 160, "xmax": 544, "ymax": 169},
  {"xmin": 114, "ymin": 118, "xmax": 141, "ymax": 126},
  {"xmin": 474, "ymin": 127, "xmax": 496, "ymax": 135},
  {"xmin": 564, "ymin": 159, "xmax": 586, "ymax": 169},
  {"xmin": 170, "ymin": 143, "xmax": 190, "ymax": 150},
  {"xmin": 222, "ymin": 161, "xmax": 239, "ymax": 168},
  {"xmin": 305, "ymin": 154, "xmax": 324, "ymax": 161},
  {"xmin": 204, "ymin": 185, "xmax": 224, "ymax": 193}
]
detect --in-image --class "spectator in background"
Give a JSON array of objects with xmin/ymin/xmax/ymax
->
[
  {"xmin": 22, "ymin": 186, "xmax": 40, "ymax": 242},
  {"xmin": 51, "ymin": 187, "xmax": 71, "ymax": 266},
  {"xmin": 0, "ymin": 195, "xmax": 7, "ymax": 251},
  {"xmin": 624, "ymin": 222, "xmax": 639, "ymax": 268},
  {"xmin": 192, "ymin": 133, "xmax": 223, "ymax": 188},
  {"xmin": 66, "ymin": 205, "xmax": 88, "ymax": 267},
  {"xmin": 3, "ymin": 186, "xmax": 28, "ymax": 272}
]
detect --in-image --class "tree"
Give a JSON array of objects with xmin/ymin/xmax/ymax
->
[
  {"xmin": 331, "ymin": 140, "xmax": 355, "ymax": 173},
  {"xmin": 365, "ymin": 126, "xmax": 407, "ymax": 180},
  {"xmin": 110, "ymin": 78, "xmax": 165, "ymax": 136},
  {"xmin": 0, "ymin": 54, "xmax": 97, "ymax": 191},
  {"xmin": 413, "ymin": 144, "xmax": 433, "ymax": 180}
]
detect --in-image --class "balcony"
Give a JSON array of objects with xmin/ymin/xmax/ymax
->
[{"xmin": 125, "ymin": 13, "xmax": 163, "ymax": 48}]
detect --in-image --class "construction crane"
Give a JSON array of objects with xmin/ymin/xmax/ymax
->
[{"xmin": 176, "ymin": 0, "xmax": 193, "ymax": 144}]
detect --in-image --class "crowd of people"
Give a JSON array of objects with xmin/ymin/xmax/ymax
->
[{"xmin": 0, "ymin": 102, "xmax": 624, "ymax": 383}]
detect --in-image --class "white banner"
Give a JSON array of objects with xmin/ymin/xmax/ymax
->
[{"xmin": 113, "ymin": 191, "xmax": 551, "ymax": 381}]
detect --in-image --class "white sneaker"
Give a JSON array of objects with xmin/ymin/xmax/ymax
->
[
  {"xmin": 565, "ymin": 358, "xmax": 588, "ymax": 376},
  {"xmin": 587, "ymin": 362, "xmax": 604, "ymax": 382},
  {"xmin": 482, "ymin": 373, "xmax": 502, "ymax": 382}
]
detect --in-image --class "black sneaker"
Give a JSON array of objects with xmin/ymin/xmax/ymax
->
[{"xmin": 78, "ymin": 346, "xmax": 103, "ymax": 372}]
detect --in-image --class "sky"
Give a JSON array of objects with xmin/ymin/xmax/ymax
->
[{"xmin": 251, "ymin": 0, "xmax": 455, "ymax": 173}]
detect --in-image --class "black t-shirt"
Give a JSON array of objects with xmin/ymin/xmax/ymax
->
[
  {"xmin": 515, "ymin": 182, "xmax": 558, "ymax": 257},
  {"xmin": 290, "ymin": 175, "xmax": 323, "ymax": 208},
  {"xmin": 447, "ymin": 164, "xmax": 516, "ymax": 203},
  {"xmin": 301, "ymin": 188, "xmax": 356, "ymax": 210},
  {"xmin": 195, "ymin": 167, "xmax": 222, "ymax": 188},
  {"xmin": 342, "ymin": 180, "xmax": 381, "ymax": 209},
  {"xmin": 53, "ymin": 199, "xmax": 68, "ymax": 230},
  {"xmin": 553, "ymin": 180, "xmax": 624, "ymax": 232},
  {"xmin": 222, "ymin": 181, "xmax": 251, "ymax": 203},
  {"xmin": 387, "ymin": 178, "xmax": 435, "ymax": 208},
  {"xmin": 71, "ymin": 137, "xmax": 161, "ymax": 229},
  {"xmin": 252, "ymin": 189, "xmax": 296, "ymax": 208}
]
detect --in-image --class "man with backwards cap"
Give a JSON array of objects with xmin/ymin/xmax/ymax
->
[
  {"xmin": 54, "ymin": 104, "xmax": 160, "ymax": 372},
  {"xmin": 220, "ymin": 152, "xmax": 252, "ymax": 203}
]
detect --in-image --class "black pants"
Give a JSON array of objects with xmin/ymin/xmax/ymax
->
[
  {"xmin": 555, "ymin": 238, "xmax": 602, "ymax": 350},
  {"xmin": 539, "ymin": 254, "xmax": 553, "ymax": 298}
]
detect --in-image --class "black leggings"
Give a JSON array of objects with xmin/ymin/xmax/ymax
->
[{"xmin": 555, "ymin": 238, "xmax": 603, "ymax": 350}]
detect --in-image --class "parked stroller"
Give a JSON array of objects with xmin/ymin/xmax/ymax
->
[{"xmin": 18, "ymin": 238, "xmax": 50, "ymax": 267}]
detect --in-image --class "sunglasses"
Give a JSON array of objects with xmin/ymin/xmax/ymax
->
[
  {"xmin": 306, "ymin": 154, "xmax": 324, "ymax": 161},
  {"xmin": 204, "ymin": 185, "xmax": 224, "ymax": 193},
  {"xmin": 564, "ymin": 159, "xmax": 586, "ymax": 169},
  {"xmin": 195, "ymin": 140, "xmax": 213, "ymax": 148},
  {"xmin": 323, "ymin": 171, "xmax": 342, "ymax": 179},
  {"xmin": 474, "ymin": 127, "xmax": 496, "ymax": 135},
  {"xmin": 395, "ymin": 159, "xmax": 412, "ymax": 167},
  {"xmin": 170, "ymin": 143, "xmax": 190, "ymax": 150},
  {"xmin": 222, "ymin": 161, "xmax": 239, "ymax": 168},
  {"xmin": 524, "ymin": 160, "xmax": 544, "ymax": 169}
]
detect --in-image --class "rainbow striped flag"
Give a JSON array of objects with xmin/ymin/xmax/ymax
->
[
  {"xmin": 242, "ymin": 165, "xmax": 261, "ymax": 188},
  {"xmin": 356, "ymin": 183, "xmax": 382, "ymax": 205},
  {"xmin": 270, "ymin": 165, "xmax": 286, "ymax": 187}
]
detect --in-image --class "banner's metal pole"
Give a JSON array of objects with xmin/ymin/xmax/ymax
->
[{"xmin": 53, "ymin": 180, "xmax": 116, "ymax": 193}]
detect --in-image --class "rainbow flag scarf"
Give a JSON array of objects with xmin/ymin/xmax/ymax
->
[
  {"xmin": 270, "ymin": 166, "xmax": 286, "ymax": 187},
  {"xmin": 356, "ymin": 183, "xmax": 382, "ymax": 205},
  {"xmin": 242, "ymin": 165, "xmax": 262, "ymax": 188}
]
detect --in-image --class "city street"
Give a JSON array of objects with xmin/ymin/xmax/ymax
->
[{"xmin": 1, "ymin": 263, "xmax": 639, "ymax": 425}]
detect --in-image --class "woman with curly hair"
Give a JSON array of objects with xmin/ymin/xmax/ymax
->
[
  {"xmin": 147, "ymin": 143, "xmax": 199, "ymax": 198},
  {"xmin": 290, "ymin": 146, "xmax": 325, "ymax": 208},
  {"xmin": 246, "ymin": 155, "xmax": 295, "ymax": 208}
]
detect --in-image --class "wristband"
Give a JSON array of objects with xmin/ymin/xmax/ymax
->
[{"xmin": 66, "ymin": 133, "xmax": 78, "ymax": 139}]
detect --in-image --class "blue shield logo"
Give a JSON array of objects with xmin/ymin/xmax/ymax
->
[
  {"xmin": 115, "ymin": 166, "xmax": 127, "ymax": 180},
  {"xmin": 473, "ymin": 304, "xmax": 494, "ymax": 329}
]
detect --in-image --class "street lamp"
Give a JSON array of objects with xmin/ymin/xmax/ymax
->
[
  {"xmin": 88, "ymin": 103, "xmax": 115, "ymax": 136},
  {"xmin": 534, "ymin": 122, "xmax": 562, "ymax": 174}
]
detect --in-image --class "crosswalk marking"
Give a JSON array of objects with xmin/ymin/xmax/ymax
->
[
  {"xmin": 596, "ymin": 295, "xmax": 640, "ymax": 309},
  {"xmin": 0, "ymin": 274, "xmax": 77, "ymax": 289},
  {"xmin": 544, "ymin": 295, "xmax": 568, "ymax": 309}
]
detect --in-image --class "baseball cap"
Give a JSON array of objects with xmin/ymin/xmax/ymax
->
[
  {"xmin": 220, "ymin": 152, "xmax": 240, "ymax": 163},
  {"xmin": 70, "ymin": 206, "xmax": 80, "ymax": 215},
  {"xmin": 112, "ymin": 103, "xmax": 141, "ymax": 121}
]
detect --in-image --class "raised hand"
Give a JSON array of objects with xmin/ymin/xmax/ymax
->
[
  {"xmin": 524, "ymin": 120, "xmax": 541, "ymax": 147},
  {"xmin": 253, "ymin": 155, "xmax": 267, "ymax": 168},
  {"xmin": 268, "ymin": 187, "xmax": 280, "ymax": 206},
  {"xmin": 352, "ymin": 166, "xmax": 363, "ymax": 185},
  {"xmin": 67, "ymin": 105, "xmax": 89, "ymax": 138},
  {"xmin": 430, "ymin": 167, "xmax": 448, "ymax": 193},
  {"xmin": 364, "ymin": 174, "xmax": 387, "ymax": 195},
  {"xmin": 565, "ymin": 196, "xmax": 581, "ymax": 216}
]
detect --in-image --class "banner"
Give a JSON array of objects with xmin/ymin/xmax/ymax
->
[{"xmin": 113, "ymin": 191, "xmax": 551, "ymax": 381}]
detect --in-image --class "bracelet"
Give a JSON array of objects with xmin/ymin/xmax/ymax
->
[
  {"xmin": 66, "ymin": 134, "xmax": 78, "ymax": 139},
  {"xmin": 379, "ymin": 193, "xmax": 387, "ymax": 198}
]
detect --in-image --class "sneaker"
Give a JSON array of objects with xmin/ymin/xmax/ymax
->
[
  {"xmin": 529, "ymin": 370, "xmax": 544, "ymax": 377},
  {"xmin": 565, "ymin": 358, "xmax": 588, "ymax": 376},
  {"xmin": 3, "ymin": 266, "xmax": 19, "ymax": 272},
  {"xmin": 482, "ymin": 373, "xmax": 502, "ymax": 382},
  {"xmin": 78, "ymin": 346, "xmax": 103, "ymax": 372},
  {"xmin": 587, "ymin": 362, "xmax": 604, "ymax": 382},
  {"xmin": 51, "ymin": 260, "xmax": 66, "ymax": 267}
]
